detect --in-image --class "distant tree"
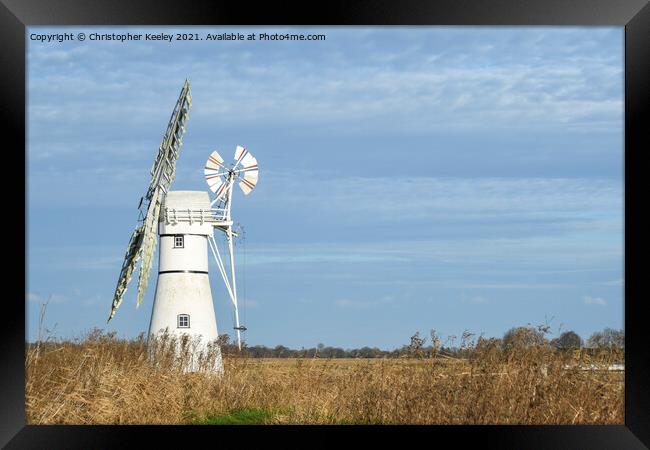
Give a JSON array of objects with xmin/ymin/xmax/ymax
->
[
  {"xmin": 408, "ymin": 332, "xmax": 426, "ymax": 358},
  {"xmin": 217, "ymin": 334, "xmax": 231, "ymax": 346},
  {"xmin": 502, "ymin": 326, "xmax": 545, "ymax": 350},
  {"xmin": 355, "ymin": 346, "xmax": 372, "ymax": 358},
  {"xmin": 430, "ymin": 329, "xmax": 442, "ymax": 358},
  {"xmin": 246, "ymin": 345, "xmax": 267, "ymax": 358},
  {"xmin": 586, "ymin": 328, "xmax": 624, "ymax": 349},
  {"xmin": 273, "ymin": 345, "xmax": 290, "ymax": 358},
  {"xmin": 475, "ymin": 336, "xmax": 502, "ymax": 351},
  {"xmin": 551, "ymin": 331, "xmax": 583, "ymax": 349}
]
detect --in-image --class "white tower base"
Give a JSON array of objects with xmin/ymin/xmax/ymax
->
[{"xmin": 147, "ymin": 191, "xmax": 224, "ymax": 374}]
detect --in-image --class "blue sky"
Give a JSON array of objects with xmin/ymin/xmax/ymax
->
[{"xmin": 26, "ymin": 27, "xmax": 624, "ymax": 349}]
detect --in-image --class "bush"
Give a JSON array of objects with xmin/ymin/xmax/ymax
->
[
  {"xmin": 502, "ymin": 326, "xmax": 546, "ymax": 350},
  {"xmin": 551, "ymin": 331, "xmax": 583, "ymax": 349},
  {"xmin": 586, "ymin": 328, "xmax": 624, "ymax": 349}
]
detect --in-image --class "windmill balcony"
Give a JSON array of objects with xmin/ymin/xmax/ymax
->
[{"xmin": 162, "ymin": 207, "xmax": 231, "ymax": 226}]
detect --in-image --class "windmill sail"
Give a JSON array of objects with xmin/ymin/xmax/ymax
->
[
  {"xmin": 109, "ymin": 80, "xmax": 192, "ymax": 321},
  {"xmin": 136, "ymin": 188, "xmax": 163, "ymax": 308},
  {"xmin": 204, "ymin": 150, "xmax": 228, "ymax": 197},
  {"xmin": 204, "ymin": 146, "xmax": 260, "ymax": 200},
  {"xmin": 233, "ymin": 146, "xmax": 258, "ymax": 195},
  {"xmin": 109, "ymin": 225, "xmax": 144, "ymax": 321}
]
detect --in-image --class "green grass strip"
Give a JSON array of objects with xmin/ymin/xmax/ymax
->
[{"xmin": 198, "ymin": 409, "xmax": 275, "ymax": 425}]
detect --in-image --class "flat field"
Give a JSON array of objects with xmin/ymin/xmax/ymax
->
[{"xmin": 25, "ymin": 334, "xmax": 623, "ymax": 425}]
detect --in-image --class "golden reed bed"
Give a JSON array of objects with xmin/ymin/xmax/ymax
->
[{"xmin": 25, "ymin": 331, "xmax": 623, "ymax": 425}]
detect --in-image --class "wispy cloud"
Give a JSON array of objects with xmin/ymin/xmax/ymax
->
[
  {"xmin": 81, "ymin": 294, "xmax": 104, "ymax": 307},
  {"xmin": 28, "ymin": 246, "xmax": 126, "ymax": 271},
  {"xmin": 26, "ymin": 292, "xmax": 67, "ymax": 304},
  {"xmin": 27, "ymin": 27, "xmax": 622, "ymax": 164},
  {"xmin": 335, "ymin": 298, "xmax": 373, "ymax": 309},
  {"xmin": 257, "ymin": 173, "xmax": 622, "ymax": 225},
  {"xmin": 242, "ymin": 298, "xmax": 259, "ymax": 308},
  {"xmin": 601, "ymin": 278, "xmax": 624, "ymax": 286},
  {"xmin": 243, "ymin": 249, "xmax": 409, "ymax": 265},
  {"xmin": 457, "ymin": 283, "xmax": 572, "ymax": 290},
  {"xmin": 583, "ymin": 295, "xmax": 607, "ymax": 306},
  {"xmin": 334, "ymin": 295, "xmax": 396, "ymax": 309},
  {"xmin": 244, "ymin": 233, "xmax": 621, "ymax": 269}
]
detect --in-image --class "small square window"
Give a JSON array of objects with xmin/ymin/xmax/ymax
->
[
  {"xmin": 174, "ymin": 235, "xmax": 184, "ymax": 248},
  {"xmin": 178, "ymin": 314, "xmax": 190, "ymax": 328}
]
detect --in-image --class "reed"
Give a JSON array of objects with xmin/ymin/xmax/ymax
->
[{"xmin": 25, "ymin": 329, "xmax": 623, "ymax": 425}]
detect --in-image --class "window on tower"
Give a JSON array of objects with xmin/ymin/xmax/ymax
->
[
  {"xmin": 174, "ymin": 235, "xmax": 184, "ymax": 248},
  {"xmin": 178, "ymin": 314, "xmax": 190, "ymax": 328}
]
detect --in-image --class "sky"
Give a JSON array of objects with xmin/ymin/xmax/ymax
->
[{"xmin": 26, "ymin": 26, "xmax": 624, "ymax": 349}]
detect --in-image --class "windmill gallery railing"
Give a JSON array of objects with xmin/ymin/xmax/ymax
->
[{"xmin": 161, "ymin": 207, "xmax": 231, "ymax": 225}]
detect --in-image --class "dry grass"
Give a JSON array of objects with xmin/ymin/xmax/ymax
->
[{"xmin": 25, "ymin": 331, "xmax": 623, "ymax": 425}]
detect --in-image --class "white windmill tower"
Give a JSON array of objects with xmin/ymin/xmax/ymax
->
[{"xmin": 108, "ymin": 80, "xmax": 259, "ymax": 373}]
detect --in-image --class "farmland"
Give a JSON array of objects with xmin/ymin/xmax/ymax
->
[{"xmin": 25, "ymin": 331, "xmax": 623, "ymax": 425}]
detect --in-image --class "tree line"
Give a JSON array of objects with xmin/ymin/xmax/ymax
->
[{"xmin": 217, "ymin": 326, "xmax": 625, "ymax": 358}]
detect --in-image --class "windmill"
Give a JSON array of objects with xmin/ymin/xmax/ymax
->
[
  {"xmin": 108, "ymin": 80, "xmax": 259, "ymax": 372},
  {"xmin": 203, "ymin": 145, "xmax": 259, "ymax": 350}
]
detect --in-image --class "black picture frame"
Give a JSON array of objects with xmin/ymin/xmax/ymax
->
[{"xmin": 6, "ymin": 0, "xmax": 648, "ymax": 447}]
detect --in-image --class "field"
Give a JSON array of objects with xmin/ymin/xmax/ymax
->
[{"xmin": 25, "ymin": 330, "xmax": 624, "ymax": 425}]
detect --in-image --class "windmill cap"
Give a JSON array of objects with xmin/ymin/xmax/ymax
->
[{"xmin": 163, "ymin": 190, "xmax": 212, "ymax": 210}]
